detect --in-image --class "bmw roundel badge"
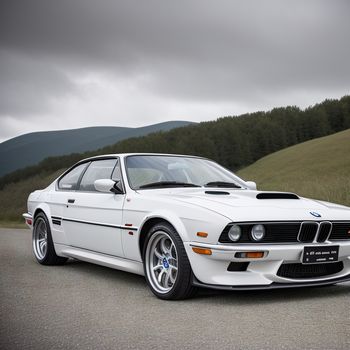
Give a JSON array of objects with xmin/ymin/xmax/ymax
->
[{"xmin": 310, "ymin": 211, "xmax": 321, "ymax": 218}]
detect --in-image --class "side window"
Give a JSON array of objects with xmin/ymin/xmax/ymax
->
[
  {"xmin": 79, "ymin": 159, "xmax": 117, "ymax": 192},
  {"xmin": 58, "ymin": 163, "xmax": 88, "ymax": 190}
]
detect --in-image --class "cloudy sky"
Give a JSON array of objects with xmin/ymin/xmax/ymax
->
[{"xmin": 0, "ymin": 0, "xmax": 349, "ymax": 142}]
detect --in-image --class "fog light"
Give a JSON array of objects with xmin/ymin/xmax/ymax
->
[
  {"xmin": 235, "ymin": 251, "xmax": 265, "ymax": 259},
  {"xmin": 245, "ymin": 252, "xmax": 264, "ymax": 258},
  {"xmin": 228, "ymin": 225, "xmax": 241, "ymax": 242},
  {"xmin": 251, "ymin": 224, "xmax": 265, "ymax": 241}
]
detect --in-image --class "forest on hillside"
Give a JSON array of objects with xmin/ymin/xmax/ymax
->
[{"xmin": 1, "ymin": 95, "xmax": 349, "ymax": 191}]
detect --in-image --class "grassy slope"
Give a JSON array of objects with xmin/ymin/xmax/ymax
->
[
  {"xmin": 0, "ymin": 169, "xmax": 64, "ymax": 225},
  {"xmin": 237, "ymin": 129, "xmax": 350, "ymax": 206}
]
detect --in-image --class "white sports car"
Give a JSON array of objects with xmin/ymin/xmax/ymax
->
[{"xmin": 24, "ymin": 153, "xmax": 350, "ymax": 299}]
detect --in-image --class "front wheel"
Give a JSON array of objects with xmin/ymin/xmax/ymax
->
[{"xmin": 143, "ymin": 222, "xmax": 197, "ymax": 300}]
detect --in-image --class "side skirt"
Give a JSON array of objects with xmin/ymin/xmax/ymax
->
[{"xmin": 54, "ymin": 243, "xmax": 145, "ymax": 276}]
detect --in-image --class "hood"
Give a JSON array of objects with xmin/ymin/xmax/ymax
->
[{"xmin": 141, "ymin": 188, "xmax": 350, "ymax": 222}]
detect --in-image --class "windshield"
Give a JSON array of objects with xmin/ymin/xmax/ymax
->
[{"xmin": 125, "ymin": 155, "xmax": 246, "ymax": 189}]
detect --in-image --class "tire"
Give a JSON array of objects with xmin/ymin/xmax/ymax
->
[
  {"xmin": 33, "ymin": 213, "xmax": 67, "ymax": 265},
  {"xmin": 143, "ymin": 222, "xmax": 197, "ymax": 300}
]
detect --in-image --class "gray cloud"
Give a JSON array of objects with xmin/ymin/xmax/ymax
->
[
  {"xmin": 0, "ymin": 50, "xmax": 76, "ymax": 116},
  {"xmin": 0, "ymin": 0, "xmax": 349, "ymax": 141}
]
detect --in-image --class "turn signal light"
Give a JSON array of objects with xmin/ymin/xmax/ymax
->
[
  {"xmin": 246, "ymin": 252, "xmax": 264, "ymax": 258},
  {"xmin": 197, "ymin": 232, "xmax": 208, "ymax": 238},
  {"xmin": 235, "ymin": 251, "xmax": 264, "ymax": 259},
  {"xmin": 192, "ymin": 247, "xmax": 212, "ymax": 255}
]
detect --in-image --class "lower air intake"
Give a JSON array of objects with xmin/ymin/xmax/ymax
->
[
  {"xmin": 277, "ymin": 261, "xmax": 344, "ymax": 279},
  {"xmin": 227, "ymin": 262, "xmax": 249, "ymax": 271}
]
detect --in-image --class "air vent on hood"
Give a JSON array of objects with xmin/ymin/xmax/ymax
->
[
  {"xmin": 205, "ymin": 191, "xmax": 230, "ymax": 195},
  {"xmin": 256, "ymin": 192, "xmax": 299, "ymax": 200}
]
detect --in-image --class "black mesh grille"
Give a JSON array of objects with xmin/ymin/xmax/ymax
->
[
  {"xmin": 330, "ymin": 223, "xmax": 350, "ymax": 240},
  {"xmin": 317, "ymin": 222, "xmax": 332, "ymax": 242},
  {"xmin": 277, "ymin": 261, "xmax": 344, "ymax": 279},
  {"xmin": 298, "ymin": 223, "xmax": 318, "ymax": 243}
]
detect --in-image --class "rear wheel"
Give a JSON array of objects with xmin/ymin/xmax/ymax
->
[
  {"xmin": 143, "ymin": 222, "xmax": 197, "ymax": 300},
  {"xmin": 33, "ymin": 213, "xmax": 67, "ymax": 265}
]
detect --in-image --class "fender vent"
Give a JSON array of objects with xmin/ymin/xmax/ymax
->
[
  {"xmin": 256, "ymin": 192, "xmax": 299, "ymax": 200},
  {"xmin": 205, "ymin": 191, "xmax": 230, "ymax": 195}
]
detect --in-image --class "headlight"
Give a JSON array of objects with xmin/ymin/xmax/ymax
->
[
  {"xmin": 228, "ymin": 225, "xmax": 241, "ymax": 242},
  {"xmin": 251, "ymin": 224, "xmax": 265, "ymax": 241}
]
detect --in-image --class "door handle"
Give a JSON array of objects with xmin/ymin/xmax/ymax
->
[{"xmin": 67, "ymin": 199, "xmax": 75, "ymax": 204}]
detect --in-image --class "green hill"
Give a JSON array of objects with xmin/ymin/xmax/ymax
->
[
  {"xmin": 237, "ymin": 129, "xmax": 350, "ymax": 207},
  {"xmin": 0, "ymin": 169, "xmax": 64, "ymax": 226},
  {"xmin": 0, "ymin": 121, "xmax": 192, "ymax": 177}
]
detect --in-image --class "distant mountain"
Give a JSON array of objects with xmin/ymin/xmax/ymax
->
[{"xmin": 0, "ymin": 121, "xmax": 192, "ymax": 177}]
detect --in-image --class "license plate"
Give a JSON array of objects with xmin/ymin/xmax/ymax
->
[{"xmin": 302, "ymin": 246, "xmax": 339, "ymax": 264}]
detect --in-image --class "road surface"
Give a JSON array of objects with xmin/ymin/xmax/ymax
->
[{"xmin": 0, "ymin": 228, "xmax": 349, "ymax": 349}]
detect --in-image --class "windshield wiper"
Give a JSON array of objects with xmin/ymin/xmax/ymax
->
[
  {"xmin": 204, "ymin": 181, "xmax": 241, "ymax": 188},
  {"xmin": 138, "ymin": 181, "xmax": 201, "ymax": 189}
]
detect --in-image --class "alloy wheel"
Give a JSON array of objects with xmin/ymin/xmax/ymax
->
[
  {"xmin": 145, "ymin": 231, "xmax": 179, "ymax": 294},
  {"xmin": 33, "ymin": 217, "xmax": 48, "ymax": 260}
]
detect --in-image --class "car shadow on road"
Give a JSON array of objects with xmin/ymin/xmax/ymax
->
[
  {"xmin": 63, "ymin": 258, "xmax": 148, "ymax": 287},
  {"xmin": 194, "ymin": 283, "xmax": 350, "ymax": 305},
  {"xmin": 63, "ymin": 258, "xmax": 350, "ymax": 305}
]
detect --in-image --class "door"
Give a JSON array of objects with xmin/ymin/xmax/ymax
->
[
  {"xmin": 62, "ymin": 158, "xmax": 126, "ymax": 257},
  {"xmin": 49, "ymin": 162, "xmax": 90, "ymax": 245}
]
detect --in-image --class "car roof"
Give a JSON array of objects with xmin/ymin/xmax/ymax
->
[{"xmin": 78, "ymin": 153, "xmax": 206, "ymax": 163}]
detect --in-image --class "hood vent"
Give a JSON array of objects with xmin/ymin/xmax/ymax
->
[
  {"xmin": 205, "ymin": 191, "xmax": 230, "ymax": 195},
  {"xmin": 256, "ymin": 192, "xmax": 299, "ymax": 200}
]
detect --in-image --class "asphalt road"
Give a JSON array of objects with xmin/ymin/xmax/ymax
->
[{"xmin": 0, "ymin": 229, "xmax": 349, "ymax": 350}]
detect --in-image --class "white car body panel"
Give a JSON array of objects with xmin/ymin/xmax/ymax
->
[
  {"xmin": 61, "ymin": 191, "xmax": 125, "ymax": 257},
  {"xmin": 24, "ymin": 153, "xmax": 350, "ymax": 290}
]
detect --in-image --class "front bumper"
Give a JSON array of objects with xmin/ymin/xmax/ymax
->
[
  {"xmin": 23, "ymin": 213, "xmax": 33, "ymax": 228},
  {"xmin": 184, "ymin": 241, "xmax": 350, "ymax": 288},
  {"xmin": 192, "ymin": 274, "xmax": 350, "ymax": 290}
]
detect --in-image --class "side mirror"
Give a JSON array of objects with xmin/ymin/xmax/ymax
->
[
  {"xmin": 111, "ymin": 180, "xmax": 124, "ymax": 194},
  {"xmin": 94, "ymin": 179, "xmax": 124, "ymax": 194},
  {"xmin": 245, "ymin": 181, "xmax": 257, "ymax": 190}
]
